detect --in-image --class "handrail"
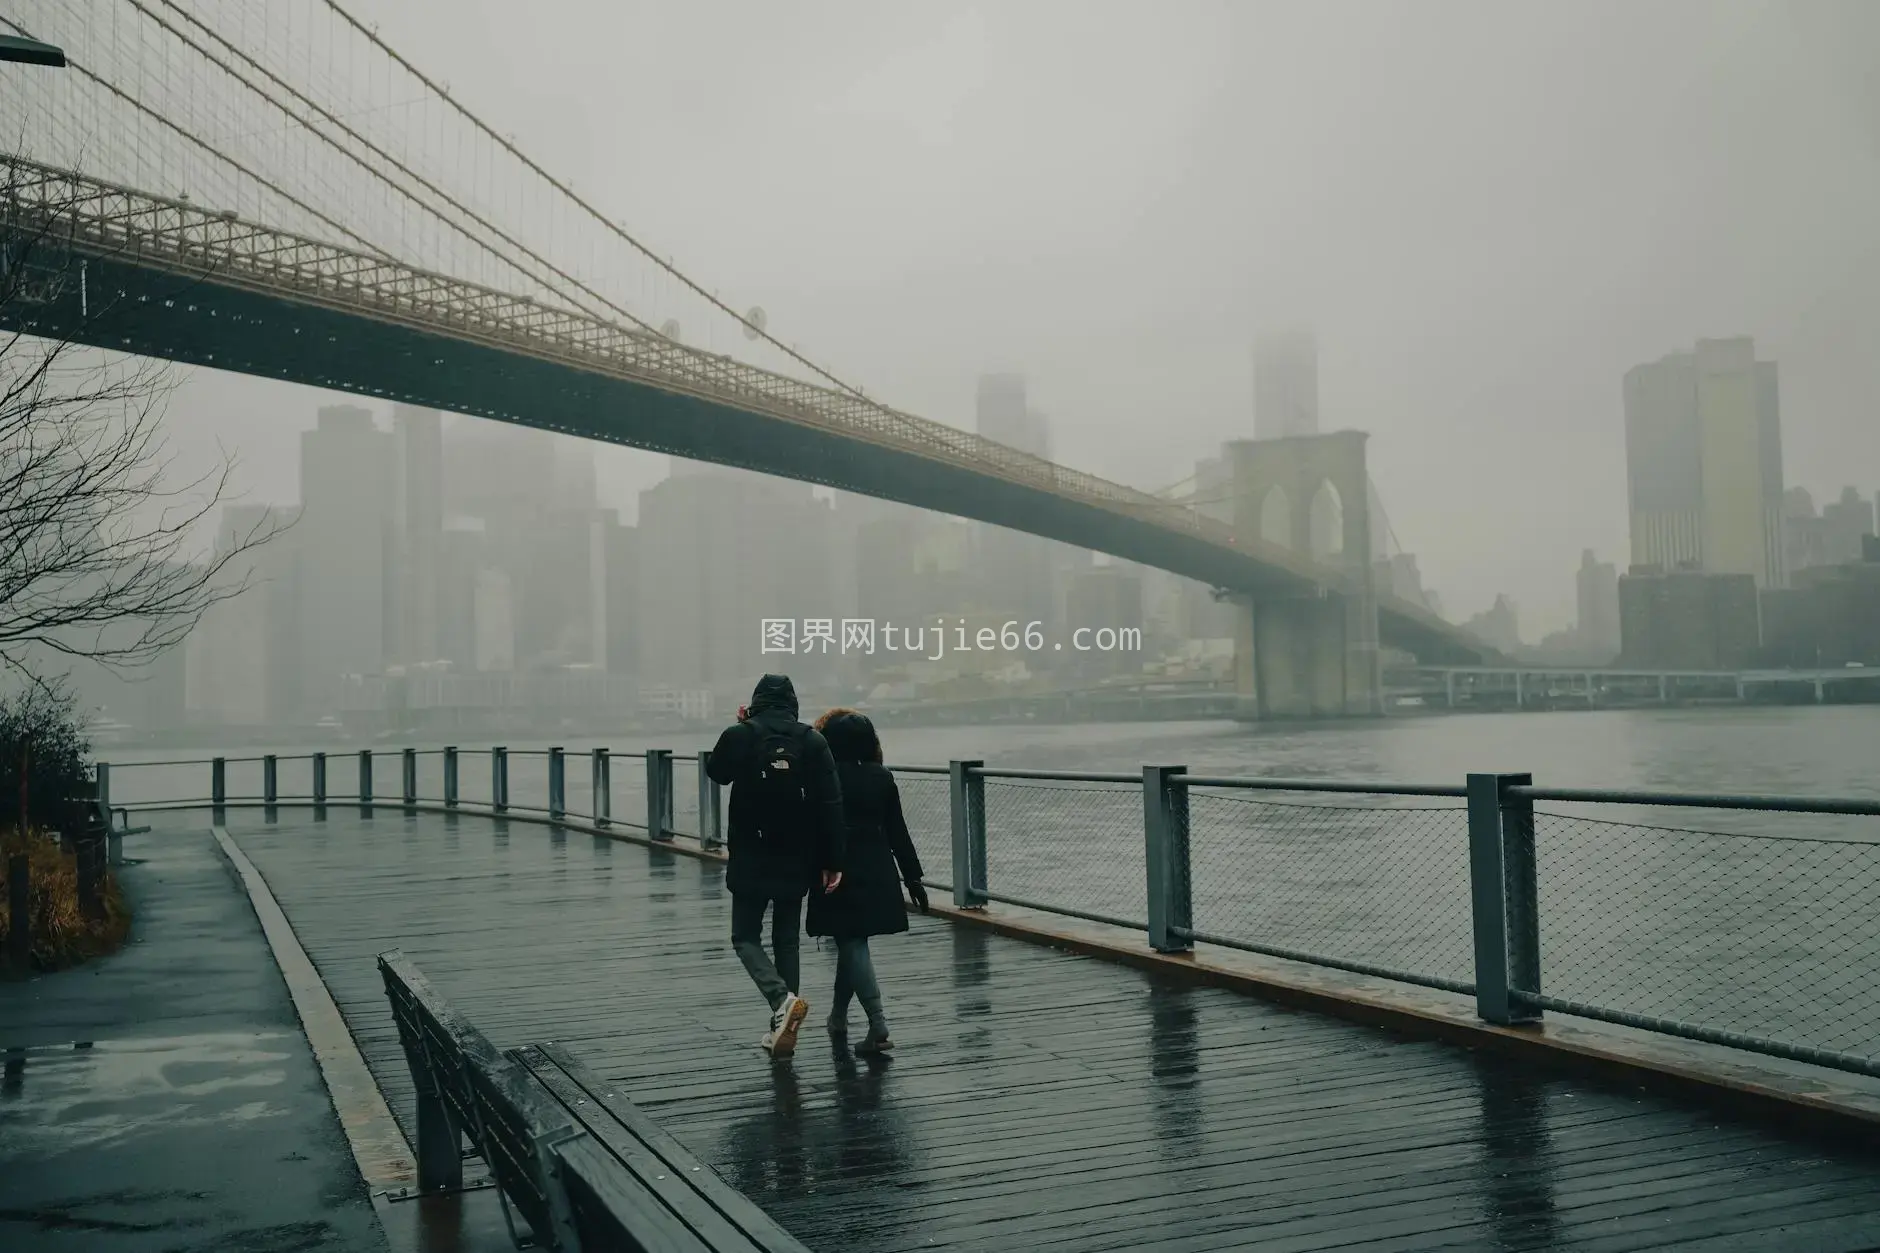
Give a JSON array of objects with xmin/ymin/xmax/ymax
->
[
  {"xmin": 1510, "ymin": 785, "xmax": 1880, "ymax": 816},
  {"xmin": 105, "ymin": 746, "xmax": 1879, "ymax": 1082}
]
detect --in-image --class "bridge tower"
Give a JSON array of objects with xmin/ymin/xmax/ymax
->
[{"xmin": 1225, "ymin": 432, "xmax": 1383, "ymax": 718}]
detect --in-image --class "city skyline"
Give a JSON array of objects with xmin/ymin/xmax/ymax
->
[{"xmin": 96, "ymin": 0, "xmax": 1880, "ymax": 642}]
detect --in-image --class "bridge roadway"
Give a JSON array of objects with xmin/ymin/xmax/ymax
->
[
  {"xmin": 0, "ymin": 157, "xmax": 1480, "ymax": 665},
  {"xmin": 220, "ymin": 807, "xmax": 1880, "ymax": 1252}
]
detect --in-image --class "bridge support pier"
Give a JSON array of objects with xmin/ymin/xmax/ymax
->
[
  {"xmin": 1223, "ymin": 432, "xmax": 1384, "ymax": 720},
  {"xmin": 1232, "ymin": 593, "xmax": 1382, "ymax": 719}
]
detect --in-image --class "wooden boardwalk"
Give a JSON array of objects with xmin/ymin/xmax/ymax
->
[{"xmin": 223, "ymin": 809, "xmax": 1880, "ymax": 1252}]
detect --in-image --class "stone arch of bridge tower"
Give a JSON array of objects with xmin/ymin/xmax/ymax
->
[
  {"xmin": 1225, "ymin": 431, "xmax": 1372, "ymax": 575},
  {"xmin": 1307, "ymin": 479, "xmax": 1344, "ymax": 561},
  {"xmin": 1258, "ymin": 485, "xmax": 1293, "ymax": 549}
]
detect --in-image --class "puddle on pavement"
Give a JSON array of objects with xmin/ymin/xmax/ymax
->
[{"xmin": 0, "ymin": 1031, "xmax": 303, "ymax": 1157}]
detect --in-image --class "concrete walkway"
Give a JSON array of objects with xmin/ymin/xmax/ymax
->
[{"xmin": 0, "ymin": 817, "xmax": 389, "ymax": 1253}]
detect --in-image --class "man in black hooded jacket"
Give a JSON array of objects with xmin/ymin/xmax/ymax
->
[{"xmin": 706, "ymin": 674, "xmax": 845, "ymax": 1057}]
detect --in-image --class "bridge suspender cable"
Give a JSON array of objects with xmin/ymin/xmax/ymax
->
[
  {"xmin": 133, "ymin": 0, "xmax": 669, "ymax": 342},
  {"xmin": 0, "ymin": 14, "xmax": 387, "ymax": 260},
  {"xmin": 317, "ymin": 0, "xmax": 884, "ymax": 407}
]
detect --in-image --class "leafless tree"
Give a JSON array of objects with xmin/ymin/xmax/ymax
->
[{"xmin": 0, "ymin": 157, "xmax": 284, "ymax": 689}]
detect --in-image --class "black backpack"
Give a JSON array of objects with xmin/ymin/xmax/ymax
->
[{"xmin": 748, "ymin": 723, "xmax": 810, "ymax": 841}]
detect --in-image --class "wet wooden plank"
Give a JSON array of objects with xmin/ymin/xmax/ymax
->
[{"xmin": 224, "ymin": 811, "xmax": 1880, "ymax": 1252}]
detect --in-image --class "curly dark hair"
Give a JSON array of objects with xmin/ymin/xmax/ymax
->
[{"xmin": 813, "ymin": 707, "xmax": 883, "ymax": 764}]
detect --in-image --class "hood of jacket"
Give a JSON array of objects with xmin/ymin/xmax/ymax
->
[{"xmin": 748, "ymin": 673, "xmax": 798, "ymax": 720}]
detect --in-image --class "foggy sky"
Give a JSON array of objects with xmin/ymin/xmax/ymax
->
[{"xmin": 152, "ymin": 0, "xmax": 1880, "ymax": 635}]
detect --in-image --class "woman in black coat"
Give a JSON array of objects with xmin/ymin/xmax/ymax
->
[{"xmin": 805, "ymin": 709, "xmax": 928, "ymax": 1053}]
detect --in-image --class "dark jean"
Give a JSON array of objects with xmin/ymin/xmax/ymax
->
[{"xmin": 730, "ymin": 893, "xmax": 802, "ymax": 1012}]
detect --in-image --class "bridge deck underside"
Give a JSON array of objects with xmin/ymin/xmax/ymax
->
[
  {"xmin": 0, "ymin": 244, "xmax": 1481, "ymax": 660},
  {"xmin": 218, "ymin": 810, "xmax": 1880, "ymax": 1252}
]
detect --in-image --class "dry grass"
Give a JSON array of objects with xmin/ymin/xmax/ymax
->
[{"xmin": 0, "ymin": 827, "xmax": 132, "ymax": 973}]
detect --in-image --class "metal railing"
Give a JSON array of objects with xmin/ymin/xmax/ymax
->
[{"xmin": 101, "ymin": 749, "xmax": 1880, "ymax": 1081}]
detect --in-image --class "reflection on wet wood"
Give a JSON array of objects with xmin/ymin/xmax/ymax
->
[{"xmin": 229, "ymin": 811, "xmax": 1880, "ymax": 1252}]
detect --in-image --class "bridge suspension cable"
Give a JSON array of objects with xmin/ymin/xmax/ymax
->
[
  {"xmin": 126, "ymin": 0, "xmax": 664, "ymax": 337},
  {"xmin": 316, "ymin": 0, "xmax": 884, "ymax": 407},
  {"xmin": 0, "ymin": 12, "xmax": 384, "ymax": 257}
]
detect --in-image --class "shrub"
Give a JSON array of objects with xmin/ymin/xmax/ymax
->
[
  {"xmin": 0, "ymin": 683, "xmax": 92, "ymax": 832},
  {"xmin": 0, "ymin": 828, "xmax": 131, "ymax": 972}
]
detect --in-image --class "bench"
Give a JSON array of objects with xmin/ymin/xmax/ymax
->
[
  {"xmin": 379, "ymin": 950, "xmax": 809, "ymax": 1253},
  {"xmin": 62, "ymin": 778, "xmax": 149, "ymax": 865}
]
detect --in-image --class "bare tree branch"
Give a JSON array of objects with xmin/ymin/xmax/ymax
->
[{"xmin": 0, "ymin": 158, "xmax": 289, "ymax": 679}]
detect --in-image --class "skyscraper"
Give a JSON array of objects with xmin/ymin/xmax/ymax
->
[
  {"xmin": 1253, "ymin": 330, "xmax": 1320, "ymax": 440},
  {"xmin": 393, "ymin": 404, "xmax": 443, "ymax": 666},
  {"xmin": 1623, "ymin": 337, "xmax": 1784, "ymax": 587},
  {"xmin": 297, "ymin": 405, "xmax": 395, "ymax": 712},
  {"xmin": 974, "ymin": 373, "xmax": 1049, "ymax": 458},
  {"xmin": 1575, "ymin": 549, "xmax": 1621, "ymax": 660},
  {"xmin": 973, "ymin": 373, "xmax": 1055, "ymax": 635}
]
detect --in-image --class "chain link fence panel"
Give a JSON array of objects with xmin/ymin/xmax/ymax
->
[
  {"xmin": 670, "ymin": 756, "xmax": 701, "ymax": 837},
  {"xmin": 891, "ymin": 770, "xmax": 954, "ymax": 892},
  {"xmin": 1185, "ymin": 789, "xmax": 1475, "ymax": 991},
  {"xmin": 1531, "ymin": 807, "xmax": 1880, "ymax": 1068},
  {"xmin": 982, "ymin": 779, "xmax": 1145, "ymax": 927}
]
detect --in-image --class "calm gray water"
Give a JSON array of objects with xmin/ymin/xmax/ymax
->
[{"xmin": 102, "ymin": 707, "xmax": 1880, "ymax": 1069}]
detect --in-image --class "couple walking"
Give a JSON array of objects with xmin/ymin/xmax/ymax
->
[{"xmin": 706, "ymin": 674, "xmax": 929, "ymax": 1058}]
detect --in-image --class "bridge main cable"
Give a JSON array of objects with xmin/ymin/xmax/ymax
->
[
  {"xmin": 0, "ymin": 12, "xmax": 386, "ymax": 259},
  {"xmin": 131, "ymin": 0, "xmax": 669, "ymax": 341},
  {"xmin": 319, "ymin": 0, "xmax": 886, "ymax": 408}
]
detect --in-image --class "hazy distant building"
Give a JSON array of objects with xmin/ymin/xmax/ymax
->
[
  {"xmin": 1462, "ymin": 595, "xmax": 1521, "ymax": 656},
  {"xmin": 1761, "ymin": 532, "xmax": 1880, "ymax": 668},
  {"xmin": 1575, "ymin": 549, "xmax": 1621, "ymax": 660},
  {"xmin": 972, "ymin": 374, "xmax": 1056, "ymax": 635},
  {"xmin": 598, "ymin": 515, "xmax": 637, "ymax": 677},
  {"xmin": 471, "ymin": 568, "xmax": 515, "ymax": 672},
  {"xmin": 298, "ymin": 405, "xmax": 395, "ymax": 712},
  {"xmin": 393, "ymin": 405, "xmax": 443, "ymax": 666},
  {"xmin": 1374, "ymin": 553, "xmax": 1431, "ymax": 610},
  {"xmin": 975, "ymin": 373, "xmax": 1049, "ymax": 458},
  {"xmin": 1253, "ymin": 330, "xmax": 1320, "ymax": 440},
  {"xmin": 1065, "ymin": 565, "xmax": 1145, "ymax": 681},
  {"xmin": 636, "ymin": 464, "xmax": 835, "ymax": 702},
  {"xmin": 1821, "ymin": 486, "xmax": 1875, "ymax": 566},
  {"xmin": 1782, "ymin": 487, "xmax": 1830, "ymax": 578},
  {"xmin": 186, "ymin": 504, "xmax": 301, "ymax": 725},
  {"xmin": 1623, "ymin": 337, "xmax": 1784, "ymax": 587},
  {"xmin": 1618, "ymin": 567, "xmax": 1760, "ymax": 670}
]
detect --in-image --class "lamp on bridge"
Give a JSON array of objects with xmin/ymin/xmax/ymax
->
[{"xmin": 0, "ymin": 35, "xmax": 66, "ymax": 66}]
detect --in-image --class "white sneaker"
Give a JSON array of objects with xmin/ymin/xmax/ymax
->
[{"xmin": 760, "ymin": 993, "xmax": 809, "ymax": 1057}]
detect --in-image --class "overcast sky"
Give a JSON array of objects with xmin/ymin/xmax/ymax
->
[{"xmin": 135, "ymin": 0, "xmax": 1880, "ymax": 635}]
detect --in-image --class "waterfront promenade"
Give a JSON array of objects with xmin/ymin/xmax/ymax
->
[
  {"xmin": 208, "ymin": 804, "xmax": 1880, "ymax": 1251},
  {"xmin": 0, "ymin": 817, "xmax": 389, "ymax": 1252}
]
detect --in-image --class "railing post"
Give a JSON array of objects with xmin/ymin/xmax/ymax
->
[
  {"xmin": 263, "ymin": 755, "xmax": 278, "ymax": 805},
  {"xmin": 402, "ymin": 748, "xmax": 417, "ymax": 807},
  {"xmin": 1503, "ymin": 774, "xmax": 1542, "ymax": 1012},
  {"xmin": 443, "ymin": 747, "xmax": 459, "ymax": 807},
  {"xmin": 591, "ymin": 748, "xmax": 611, "ymax": 827},
  {"xmin": 547, "ymin": 747, "xmax": 565, "ymax": 820},
  {"xmin": 697, "ymin": 749, "xmax": 723, "ymax": 850},
  {"xmin": 1468, "ymin": 772, "xmax": 1542, "ymax": 1026},
  {"xmin": 76, "ymin": 835, "xmax": 103, "ymax": 921},
  {"xmin": 211, "ymin": 757, "xmax": 226, "ymax": 807},
  {"xmin": 645, "ymin": 749, "xmax": 673, "ymax": 841},
  {"xmin": 312, "ymin": 752, "xmax": 327, "ymax": 806},
  {"xmin": 97, "ymin": 762, "xmax": 120, "ymax": 864},
  {"xmin": 1144, "ymin": 765, "xmax": 1193, "ymax": 952},
  {"xmin": 949, "ymin": 759, "xmax": 988, "ymax": 908},
  {"xmin": 491, "ymin": 747, "xmax": 508, "ymax": 812},
  {"xmin": 358, "ymin": 750, "xmax": 373, "ymax": 806}
]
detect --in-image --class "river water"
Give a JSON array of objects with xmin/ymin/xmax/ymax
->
[{"xmin": 100, "ymin": 706, "xmax": 1880, "ymax": 1069}]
